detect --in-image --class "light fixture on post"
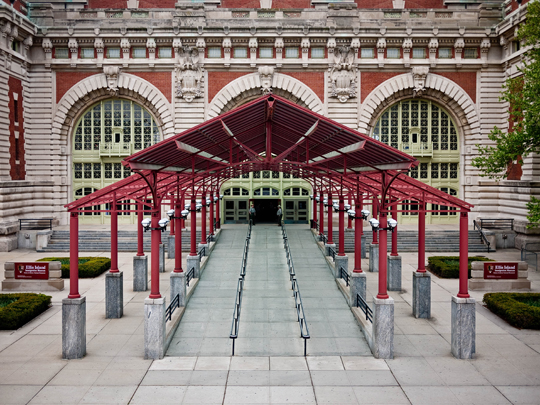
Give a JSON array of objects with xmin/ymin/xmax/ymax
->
[
  {"xmin": 315, "ymin": 195, "xmax": 320, "ymax": 202},
  {"xmin": 333, "ymin": 202, "xmax": 351, "ymax": 213},
  {"xmin": 141, "ymin": 217, "xmax": 170, "ymax": 232},
  {"xmin": 167, "ymin": 209, "xmax": 190, "ymax": 221},
  {"xmin": 206, "ymin": 198, "xmax": 211, "ymax": 207},
  {"xmin": 213, "ymin": 196, "xmax": 219, "ymax": 202},
  {"xmin": 369, "ymin": 217, "xmax": 397, "ymax": 232},
  {"xmin": 347, "ymin": 208, "xmax": 370, "ymax": 220},
  {"xmin": 323, "ymin": 197, "xmax": 329, "ymax": 207},
  {"xmin": 195, "ymin": 200, "xmax": 203, "ymax": 212}
]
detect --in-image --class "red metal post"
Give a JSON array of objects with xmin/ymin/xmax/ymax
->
[
  {"xmin": 174, "ymin": 196, "xmax": 182, "ymax": 273},
  {"xmin": 68, "ymin": 211, "xmax": 80, "ymax": 299},
  {"xmin": 216, "ymin": 194, "xmax": 220, "ymax": 229},
  {"xmin": 170, "ymin": 197, "xmax": 175, "ymax": 236},
  {"xmin": 377, "ymin": 211, "xmax": 389, "ymax": 299},
  {"xmin": 201, "ymin": 191, "xmax": 207, "ymax": 244},
  {"xmin": 391, "ymin": 201, "xmax": 398, "ymax": 257},
  {"xmin": 327, "ymin": 194, "xmax": 333, "ymax": 244},
  {"xmin": 418, "ymin": 202, "xmax": 426, "ymax": 272},
  {"xmin": 137, "ymin": 202, "xmax": 144, "ymax": 256},
  {"xmin": 458, "ymin": 211, "xmax": 470, "ymax": 298},
  {"xmin": 347, "ymin": 193, "xmax": 353, "ymax": 230},
  {"xmin": 149, "ymin": 210, "xmax": 161, "ymax": 299},
  {"xmin": 190, "ymin": 197, "xmax": 197, "ymax": 256},
  {"xmin": 312, "ymin": 190, "xmax": 317, "ymax": 230},
  {"xmin": 353, "ymin": 195, "xmax": 362, "ymax": 273},
  {"xmin": 372, "ymin": 201, "xmax": 378, "ymax": 245},
  {"xmin": 338, "ymin": 195, "xmax": 345, "ymax": 256},
  {"xmin": 110, "ymin": 198, "xmax": 119, "ymax": 273},
  {"xmin": 209, "ymin": 192, "xmax": 214, "ymax": 236},
  {"xmin": 181, "ymin": 194, "xmax": 186, "ymax": 230},
  {"xmin": 319, "ymin": 193, "xmax": 324, "ymax": 235}
]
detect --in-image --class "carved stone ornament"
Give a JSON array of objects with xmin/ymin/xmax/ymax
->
[
  {"xmin": 429, "ymin": 38, "xmax": 438, "ymax": 54},
  {"xmin": 258, "ymin": 66, "xmax": 274, "ymax": 94},
  {"xmin": 2, "ymin": 22, "xmax": 12, "ymax": 38},
  {"xmin": 329, "ymin": 46, "xmax": 357, "ymax": 103},
  {"xmin": 412, "ymin": 66, "xmax": 429, "ymax": 98},
  {"xmin": 175, "ymin": 46, "xmax": 203, "ymax": 102},
  {"xmin": 42, "ymin": 38, "xmax": 52, "ymax": 53},
  {"xmin": 454, "ymin": 38, "xmax": 465, "ymax": 52},
  {"xmin": 94, "ymin": 38, "xmax": 104, "ymax": 53},
  {"xmin": 23, "ymin": 36, "xmax": 33, "ymax": 50},
  {"xmin": 120, "ymin": 38, "xmax": 130, "ymax": 53},
  {"xmin": 481, "ymin": 38, "xmax": 491, "ymax": 54},
  {"xmin": 402, "ymin": 38, "xmax": 412, "ymax": 53},
  {"xmin": 377, "ymin": 37, "xmax": 387, "ymax": 54},
  {"xmin": 103, "ymin": 66, "xmax": 121, "ymax": 95},
  {"xmin": 68, "ymin": 38, "xmax": 78, "ymax": 54}
]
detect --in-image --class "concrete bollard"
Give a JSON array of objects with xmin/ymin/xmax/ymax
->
[
  {"xmin": 170, "ymin": 271, "xmax": 187, "ymax": 307},
  {"xmin": 187, "ymin": 255, "xmax": 201, "ymax": 279},
  {"xmin": 62, "ymin": 297, "xmax": 86, "ymax": 359},
  {"xmin": 369, "ymin": 244, "xmax": 379, "ymax": 272},
  {"xmin": 387, "ymin": 255, "xmax": 402, "ymax": 291},
  {"xmin": 372, "ymin": 296, "xmax": 394, "ymax": 359},
  {"xmin": 350, "ymin": 272, "xmax": 367, "ymax": 307},
  {"xmin": 133, "ymin": 255, "xmax": 148, "ymax": 292},
  {"xmin": 451, "ymin": 296, "xmax": 476, "ymax": 359},
  {"xmin": 159, "ymin": 243, "xmax": 165, "ymax": 273},
  {"xmin": 198, "ymin": 243, "xmax": 208, "ymax": 257},
  {"xmin": 334, "ymin": 255, "xmax": 349, "ymax": 279},
  {"xmin": 412, "ymin": 271, "xmax": 431, "ymax": 318},
  {"xmin": 168, "ymin": 235, "xmax": 175, "ymax": 259},
  {"xmin": 105, "ymin": 271, "xmax": 123, "ymax": 319},
  {"xmin": 361, "ymin": 235, "xmax": 366, "ymax": 259},
  {"xmin": 144, "ymin": 297, "xmax": 166, "ymax": 360},
  {"xmin": 325, "ymin": 243, "xmax": 336, "ymax": 257}
]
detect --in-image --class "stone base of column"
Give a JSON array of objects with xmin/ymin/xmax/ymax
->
[
  {"xmin": 369, "ymin": 244, "xmax": 379, "ymax": 272},
  {"xmin": 170, "ymin": 271, "xmax": 186, "ymax": 307},
  {"xmin": 198, "ymin": 243, "xmax": 208, "ymax": 256},
  {"xmin": 133, "ymin": 255, "xmax": 148, "ymax": 292},
  {"xmin": 105, "ymin": 271, "xmax": 123, "ymax": 319},
  {"xmin": 451, "ymin": 296, "xmax": 476, "ymax": 359},
  {"xmin": 159, "ymin": 243, "xmax": 165, "ymax": 273},
  {"xmin": 387, "ymin": 255, "xmax": 402, "ymax": 291},
  {"xmin": 167, "ymin": 235, "xmax": 175, "ymax": 259},
  {"xmin": 187, "ymin": 255, "xmax": 201, "ymax": 278},
  {"xmin": 325, "ymin": 243, "xmax": 336, "ymax": 257},
  {"xmin": 334, "ymin": 255, "xmax": 348, "ymax": 279},
  {"xmin": 62, "ymin": 297, "xmax": 86, "ymax": 359},
  {"xmin": 350, "ymin": 272, "xmax": 366, "ymax": 307},
  {"xmin": 361, "ymin": 235, "xmax": 366, "ymax": 259},
  {"xmin": 412, "ymin": 271, "xmax": 431, "ymax": 319},
  {"xmin": 144, "ymin": 297, "xmax": 166, "ymax": 360},
  {"xmin": 372, "ymin": 296, "xmax": 394, "ymax": 359}
]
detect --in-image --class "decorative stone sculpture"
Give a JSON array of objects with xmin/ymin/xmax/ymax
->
[
  {"xmin": 412, "ymin": 66, "xmax": 429, "ymax": 97},
  {"xmin": 329, "ymin": 46, "xmax": 357, "ymax": 103},
  {"xmin": 175, "ymin": 47, "xmax": 203, "ymax": 102},
  {"xmin": 104, "ymin": 66, "xmax": 121, "ymax": 95},
  {"xmin": 258, "ymin": 66, "xmax": 274, "ymax": 94}
]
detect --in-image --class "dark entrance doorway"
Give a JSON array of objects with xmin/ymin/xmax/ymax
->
[{"xmin": 252, "ymin": 199, "xmax": 280, "ymax": 223}]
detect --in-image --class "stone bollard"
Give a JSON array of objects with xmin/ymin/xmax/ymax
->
[
  {"xmin": 369, "ymin": 244, "xmax": 379, "ymax": 272},
  {"xmin": 187, "ymin": 255, "xmax": 201, "ymax": 279},
  {"xmin": 170, "ymin": 271, "xmax": 187, "ymax": 307},
  {"xmin": 451, "ymin": 296, "xmax": 476, "ymax": 359},
  {"xmin": 198, "ymin": 243, "xmax": 208, "ymax": 257},
  {"xmin": 133, "ymin": 255, "xmax": 148, "ymax": 292},
  {"xmin": 167, "ymin": 235, "xmax": 175, "ymax": 259},
  {"xmin": 105, "ymin": 271, "xmax": 123, "ymax": 318},
  {"xmin": 387, "ymin": 255, "xmax": 402, "ymax": 291},
  {"xmin": 372, "ymin": 296, "xmax": 394, "ymax": 359},
  {"xmin": 412, "ymin": 271, "xmax": 431, "ymax": 318},
  {"xmin": 159, "ymin": 243, "xmax": 165, "ymax": 273},
  {"xmin": 144, "ymin": 297, "xmax": 166, "ymax": 360},
  {"xmin": 361, "ymin": 235, "xmax": 366, "ymax": 259},
  {"xmin": 62, "ymin": 297, "xmax": 86, "ymax": 359},
  {"xmin": 325, "ymin": 243, "xmax": 336, "ymax": 257},
  {"xmin": 334, "ymin": 255, "xmax": 349, "ymax": 280},
  {"xmin": 350, "ymin": 272, "xmax": 367, "ymax": 307}
]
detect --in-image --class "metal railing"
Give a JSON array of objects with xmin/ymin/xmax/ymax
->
[
  {"xmin": 477, "ymin": 218, "xmax": 514, "ymax": 230},
  {"xmin": 186, "ymin": 266, "xmax": 195, "ymax": 287},
  {"xmin": 282, "ymin": 224, "xmax": 310, "ymax": 356},
  {"xmin": 165, "ymin": 293, "xmax": 180, "ymax": 322},
  {"xmin": 311, "ymin": 219, "xmax": 318, "ymax": 231},
  {"xmin": 329, "ymin": 246, "xmax": 336, "ymax": 262},
  {"xmin": 207, "ymin": 233, "xmax": 213, "ymax": 244},
  {"xmin": 521, "ymin": 243, "xmax": 539, "ymax": 271},
  {"xmin": 230, "ymin": 224, "xmax": 252, "ymax": 355},
  {"xmin": 319, "ymin": 233, "xmax": 327, "ymax": 244},
  {"xmin": 473, "ymin": 220, "xmax": 491, "ymax": 253},
  {"xmin": 339, "ymin": 266, "xmax": 350, "ymax": 287},
  {"xmin": 19, "ymin": 218, "xmax": 53, "ymax": 230},
  {"xmin": 198, "ymin": 246, "xmax": 206, "ymax": 261},
  {"xmin": 356, "ymin": 293, "xmax": 373, "ymax": 323}
]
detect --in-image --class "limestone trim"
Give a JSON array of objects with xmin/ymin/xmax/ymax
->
[
  {"xmin": 358, "ymin": 72, "xmax": 479, "ymax": 139},
  {"xmin": 53, "ymin": 72, "xmax": 175, "ymax": 149},
  {"xmin": 207, "ymin": 72, "xmax": 324, "ymax": 118}
]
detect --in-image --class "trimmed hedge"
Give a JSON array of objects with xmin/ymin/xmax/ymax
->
[
  {"xmin": 37, "ymin": 257, "xmax": 111, "ymax": 278},
  {"xmin": 484, "ymin": 293, "xmax": 540, "ymax": 330},
  {"xmin": 428, "ymin": 256, "xmax": 494, "ymax": 278},
  {"xmin": 0, "ymin": 293, "xmax": 52, "ymax": 330}
]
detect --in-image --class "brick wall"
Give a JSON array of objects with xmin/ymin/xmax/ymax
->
[
  {"xmin": 208, "ymin": 72, "xmax": 250, "ymax": 102},
  {"xmin": 131, "ymin": 72, "xmax": 172, "ymax": 102},
  {"xmin": 361, "ymin": 72, "xmax": 402, "ymax": 102},
  {"xmin": 355, "ymin": 0, "xmax": 445, "ymax": 8},
  {"xmin": 220, "ymin": 0, "xmax": 310, "ymax": 7},
  {"xmin": 436, "ymin": 72, "xmax": 477, "ymax": 103},
  {"xmin": 282, "ymin": 72, "xmax": 324, "ymax": 102},
  {"xmin": 56, "ymin": 72, "xmax": 97, "ymax": 103},
  {"xmin": 8, "ymin": 77, "xmax": 25, "ymax": 180},
  {"xmin": 87, "ymin": 0, "xmax": 127, "ymax": 8}
]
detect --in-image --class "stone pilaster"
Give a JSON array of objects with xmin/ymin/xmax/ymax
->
[
  {"xmin": 62, "ymin": 297, "xmax": 86, "ymax": 359},
  {"xmin": 105, "ymin": 271, "xmax": 123, "ymax": 319},
  {"xmin": 451, "ymin": 296, "xmax": 476, "ymax": 359},
  {"xmin": 133, "ymin": 255, "xmax": 148, "ymax": 292}
]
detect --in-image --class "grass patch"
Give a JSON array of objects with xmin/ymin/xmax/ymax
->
[
  {"xmin": 37, "ymin": 257, "xmax": 111, "ymax": 278},
  {"xmin": 484, "ymin": 293, "xmax": 540, "ymax": 329},
  {"xmin": 428, "ymin": 256, "xmax": 494, "ymax": 278},
  {"xmin": 0, "ymin": 293, "xmax": 52, "ymax": 330}
]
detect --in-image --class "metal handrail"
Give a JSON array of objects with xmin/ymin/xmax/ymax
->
[
  {"xmin": 19, "ymin": 218, "xmax": 53, "ymax": 230},
  {"xmin": 478, "ymin": 218, "xmax": 514, "ymax": 230},
  {"xmin": 340, "ymin": 266, "xmax": 350, "ymax": 287},
  {"xmin": 207, "ymin": 233, "xmax": 213, "ymax": 244},
  {"xmin": 198, "ymin": 246, "xmax": 206, "ymax": 261},
  {"xmin": 473, "ymin": 220, "xmax": 491, "ymax": 253},
  {"xmin": 329, "ymin": 246, "xmax": 336, "ymax": 261},
  {"xmin": 320, "ymin": 233, "xmax": 327, "ymax": 244},
  {"xmin": 186, "ymin": 266, "xmax": 195, "ymax": 287},
  {"xmin": 165, "ymin": 293, "xmax": 180, "ymax": 322},
  {"xmin": 356, "ymin": 293, "xmax": 373, "ymax": 323}
]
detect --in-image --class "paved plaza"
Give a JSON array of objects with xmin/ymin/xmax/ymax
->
[{"xmin": 0, "ymin": 224, "xmax": 539, "ymax": 404}]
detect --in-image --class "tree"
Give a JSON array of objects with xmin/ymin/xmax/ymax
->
[{"xmin": 472, "ymin": 1, "xmax": 540, "ymax": 227}]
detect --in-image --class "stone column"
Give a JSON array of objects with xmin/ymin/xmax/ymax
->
[
  {"xmin": 62, "ymin": 297, "xmax": 86, "ymax": 359},
  {"xmin": 372, "ymin": 296, "xmax": 394, "ymax": 359},
  {"xmin": 133, "ymin": 255, "xmax": 148, "ymax": 291},
  {"xmin": 159, "ymin": 242, "xmax": 165, "ymax": 273},
  {"xmin": 350, "ymin": 272, "xmax": 366, "ymax": 307},
  {"xmin": 369, "ymin": 244, "xmax": 379, "ymax": 272},
  {"xmin": 361, "ymin": 235, "xmax": 366, "ymax": 259},
  {"xmin": 144, "ymin": 297, "xmax": 166, "ymax": 360},
  {"xmin": 334, "ymin": 255, "xmax": 348, "ymax": 280},
  {"xmin": 387, "ymin": 255, "xmax": 402, "ymax": 291},
  {"xmin": 451, "ymin": 296, "xmax": 476, "ymax": 359},
  {"xmin": 170, "ymin": 271, "xmax": 187, "ymax": 307},
  {"xmin": 187, "ymin": 255, "xmax": 201, "ymax": 279},
  {"xmin": 168, "ymin": 235, "xmax": 175, "ymax": 259},
  {"xmin": 105, "ymin": 271, "xmax": 123, "ymax": 318},
  {"xmin": 412, "ymin": 271, "xmax": 431, "ymax": 318}
]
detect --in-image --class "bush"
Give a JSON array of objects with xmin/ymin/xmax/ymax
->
[
  {"xmin": 484, "ymin": 293, "xmax": 540, "ymax": 330},
  {"xmin": 0, "ymin": 293, "xmax": 52, "ymax": 330},
  {"xmin": 37, "ymin": 257, "xmax": 111, "ymax": 278},
  {"xmin": 428, "ymin": 256, "xmax": 494, "ymax": 278}
]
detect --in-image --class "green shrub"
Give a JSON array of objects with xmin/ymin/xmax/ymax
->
[
  {"xmin": 0, "ymin": 293, "xmax": 51, "ymax": 330},
  {"xmin": 428, "ymin": 256, "xmax": 494, "ymax": 278},
  {"xmin": 484, "ymin": 293, "xmax": 540, "ymax": 330},
  {"xmin": 37, "ymin": 257, "xmax": 111, "ymax": 278}
]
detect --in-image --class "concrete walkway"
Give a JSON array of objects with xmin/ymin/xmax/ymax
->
[{"xmin": 0, "ymin": 224, "xmax": 540, "ymax": 404}]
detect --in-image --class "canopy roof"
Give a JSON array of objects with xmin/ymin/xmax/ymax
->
[{"xmin": 66, "ymin": 94, "xmax": 473, "ymax": 212}]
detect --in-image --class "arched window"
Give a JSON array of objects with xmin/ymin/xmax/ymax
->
[
  {"xmin": 283, "ymin": 187, "xmax": 309, "ymax": 196},
  {"xmin": 223, "ymin": 187, "xmax": 249, "ymax": 196},
  {"xmin": 253, "ymin": 187, "xmax": 279, "ymax": 196}
]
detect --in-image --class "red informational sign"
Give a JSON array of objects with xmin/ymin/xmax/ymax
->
[
  {"xmin": 484, "ymin": 262, "xmax": 518, "ymax": 280},
  {"xmin": 14, "ymin": 262, "xmax": 49, "ymax": 280}
]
